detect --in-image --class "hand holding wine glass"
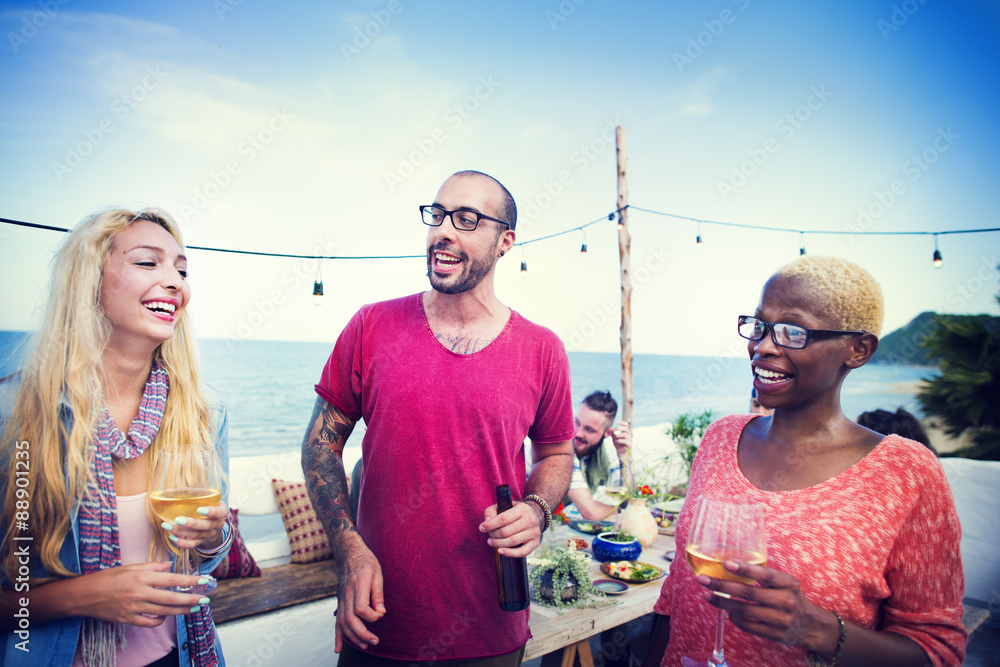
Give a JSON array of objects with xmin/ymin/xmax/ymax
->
[
  {"xmin": 150, "ymin": 444, "xmax": 227, "ymax": 595},
  {"xmin": 682, "ymin": 496, "xmax": 767, "ymax": 667}
]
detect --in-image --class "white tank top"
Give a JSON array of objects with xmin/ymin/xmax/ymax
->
[{"xmin": 71, "ymin": 492, "xmax": 177, "ymax": 667}]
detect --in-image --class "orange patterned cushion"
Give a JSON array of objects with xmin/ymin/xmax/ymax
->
[{"xmin": 271, "ymin": 479, "xmax": 332, "ymax": 564}]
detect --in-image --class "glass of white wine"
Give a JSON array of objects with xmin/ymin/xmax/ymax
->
[
  {"xmin": 150, "ymin": 445, "xmax": 223, "ymax": 595},
  {"xmin": 682, "ymin": 496, "xmax": 767, "ymax": 667},
  {"xmin": 603, "ymin": 486, "xmax": 630, "ymax": 505}
]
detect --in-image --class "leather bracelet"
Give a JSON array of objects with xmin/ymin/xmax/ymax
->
[
  {"xmin": 524, "ymin": 494, "xmax": 552, "ymax": 532},
  {"xmin": 807, "ymin": 610, "xmax": 846, "ymax": 667},
  {"xmin": 195, "ymin": 514, "xmax": 234, "ymax": 557}
]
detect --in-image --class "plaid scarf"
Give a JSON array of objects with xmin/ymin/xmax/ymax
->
[{"xmin": 77, "ymin": 361, "xmax": 218, "ymax": 667}]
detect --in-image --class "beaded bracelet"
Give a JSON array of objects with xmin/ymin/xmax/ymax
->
[
  {"xmin": 807, "ymin": 610, "xmax": 846, "ymax": 667},
  {"xmin": 524, "ymin": 494, "xmax": 552, "ymax": 532},
  {"xmin": 194, "ymin": 514, "xmax": 235, "ymax": 558}
]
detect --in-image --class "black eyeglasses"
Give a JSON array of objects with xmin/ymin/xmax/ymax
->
[
  {"xmin": 419, "ymin": 205, "xmax": 510, "ymax": 232},
  {"xmin": 737, "ymin": 315, "xmax": 867, "ymax": 350}
]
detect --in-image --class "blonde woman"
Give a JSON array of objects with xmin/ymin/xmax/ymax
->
[{"xmin": 0, "ymin": 209, "xmax": 231, "ymax": 666}]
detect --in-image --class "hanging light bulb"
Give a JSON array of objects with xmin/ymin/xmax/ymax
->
[
  {"xmin": 520, "ymin": 246, "xmax": 527, "ymax": 274},
  {"xmin": 696, "ymin": 221, "xmax": 703, "ymax": 247},
  {"xmin": 933, "ymin": 235, "xmax": 942, "ymax": 268},
  {"xmin": 520, "ymin": 260, "xmax": 527, "ymax": 272},
  {"xmin": 580, "ymin": 228, "xmax": 588, "ymax": 255},
  {"xmin": 799, "ymin": 232, "xmax": 806, "ymax": 256},
  {"xmin": 312, "ymin": 262, "xmax": 324, "ymax": 306}
]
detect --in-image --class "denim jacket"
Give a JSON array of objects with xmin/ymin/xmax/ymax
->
[{"xmin": 1, "ymin": 381, "xmax": 230, "ymax": 666}]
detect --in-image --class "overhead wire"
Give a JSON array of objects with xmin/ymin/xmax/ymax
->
[{"xmin": 2, "ymin": 208, "xmax": 998, "ymax": 261}]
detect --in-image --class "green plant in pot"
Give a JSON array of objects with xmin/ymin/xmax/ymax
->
[
  {"xmin": 591, "ymin": 528, "xmax": 643, "ymax": 562},
  {"xmin": 528, "ymin": 547, "xmax": 609, "ymax": 611}
]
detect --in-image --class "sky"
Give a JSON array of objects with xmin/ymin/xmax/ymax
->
[{"xmin": 1, "ymin": 0, "xmax": 998, "ymax": 358}]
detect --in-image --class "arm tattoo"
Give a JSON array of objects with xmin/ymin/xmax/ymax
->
[
  {"xmin": 434, "ymin": 332, "xmax": 494, "ymax": 355},
  {"xmin": 301, "ymin": 398, "xmax": 358, "ymax": 550},
  {"xmin": 318, "ymin": 401, "xmax": 353, "ymax": 444}
]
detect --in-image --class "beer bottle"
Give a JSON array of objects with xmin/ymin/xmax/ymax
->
[{"xmin": 494, "ymin": 484, "xmax": 530, "ymax": 611}]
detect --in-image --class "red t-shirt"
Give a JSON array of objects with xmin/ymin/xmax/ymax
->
[
  {"xmin": 654, "ymin": 414, "xmax": 967, "ymax": 667},
  {"xmin": 315, "ymin": 293, "xmax": 575, "ymax": 660}
]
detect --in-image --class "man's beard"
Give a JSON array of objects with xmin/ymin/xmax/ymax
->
[
  {"xmin": 426, "ymin": 244, "xmax": 495, "ymax": 294},
  {"xmin": 574, "ymin": 436, "xmax": 604, "ymax": 459}
]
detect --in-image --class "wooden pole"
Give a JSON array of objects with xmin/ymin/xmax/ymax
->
[{"xmin": 615, "ymin": 126, "xmax": 633, "ymax": 425}]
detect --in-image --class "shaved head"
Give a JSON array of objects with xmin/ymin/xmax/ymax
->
[{"xmin": 451, "ymin": 170, "xmax": 517, "ymax": 230}]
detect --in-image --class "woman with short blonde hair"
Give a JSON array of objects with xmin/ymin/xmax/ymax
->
[{"xmin": 645, "ymin": 256, "xmax": 966, "ymax": 667}]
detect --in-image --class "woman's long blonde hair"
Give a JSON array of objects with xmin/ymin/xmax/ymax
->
[{"xmin": 1, "ymin": 208, "xmax": 216, "ymax": 580}]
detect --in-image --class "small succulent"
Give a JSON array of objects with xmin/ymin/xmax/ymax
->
[
  {"xmin": 604, "ymin": 529, "xmax": 637, "ymax": 543},
  {"xmin": 528, "ymin": 547, "xmax": 613, "ymax": 611}
]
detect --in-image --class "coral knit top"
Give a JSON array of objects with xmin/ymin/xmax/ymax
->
[{"xmin": 654, "ymin": 414, "xmax": 967, "ymax": 667}]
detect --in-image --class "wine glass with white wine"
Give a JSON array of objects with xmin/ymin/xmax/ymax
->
[
  {"xmin": 150, "ymin": 444, "xmax": 223, "ymax": 595},
  {"xmin": 682, "ymin": 496, "xmax": 767, "ymax": 667}
]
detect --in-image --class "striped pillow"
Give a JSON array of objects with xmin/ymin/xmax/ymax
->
[{"xmin": 271, "ymin": 479, "xmax": 333, "ymax": 564}]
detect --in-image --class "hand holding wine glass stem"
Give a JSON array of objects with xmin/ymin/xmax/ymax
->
[
  {"xmin": 695, "ymin": 559, "xmax": 933, "ymax": 666},
  {"xmin": 155, "ymin": 499, "xmax": 228, "ymax": 593},
  {"xmin": 150, "ymin": 447, "xmax": 225, "ymax": 592},
  {"xmin": 681, "ymin": 497, "xmax": 767, "ymax": 667}
]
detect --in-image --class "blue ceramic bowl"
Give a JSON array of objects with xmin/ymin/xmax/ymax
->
[{"xmin": 591, "ymin": 531, "xmax": 642, "ymax": 563}]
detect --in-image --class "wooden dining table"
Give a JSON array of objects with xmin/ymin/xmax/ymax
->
[
  {"xmin": 524, "ymin": 526, "xmax": 677, "ymax": 666},
  {"xmin": 523, "ymin": 525, "xmax": 992, "ymax": 667}
]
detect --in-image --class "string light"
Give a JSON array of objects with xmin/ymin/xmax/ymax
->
[
  {"xmin": 696, "ymin": 221, "xmax": 703, "ymax": 247},
  {"xmin": 312, "ymin": 262, "xmax": 324, "ymax": 305},
  {"xmin": 580, "ymin": 228, "xmax": 588, "ymax": 255},
  {"xmin": 520, "ymin": 246, "xmax": 528, "ymax": 274},
  {"xmin": 2, "ymin": 213, "xmax": 997, "ymax": 269}
]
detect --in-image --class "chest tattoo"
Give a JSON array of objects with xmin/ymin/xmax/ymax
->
[{"xmin": 434, "ymin": 332, "xmax": 494, "ymax": 355}]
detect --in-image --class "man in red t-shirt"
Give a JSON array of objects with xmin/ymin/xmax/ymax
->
[{"xmin": 302, "ymin": 170, "xmax": 575, "ymax": 665}]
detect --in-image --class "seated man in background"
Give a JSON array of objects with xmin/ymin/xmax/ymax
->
[{"xmin": 567, "ymin": 390, "xmax": 632, "ymax": 520}]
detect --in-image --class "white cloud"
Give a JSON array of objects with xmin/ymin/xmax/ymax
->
[{"xmin": 677, "ymin": 66, "xmax": 727, "ymax": 117}]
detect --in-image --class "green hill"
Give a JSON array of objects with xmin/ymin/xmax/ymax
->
[{"xmin": 870, "ymin": 311, "xmax": 938, "ymax": 366}]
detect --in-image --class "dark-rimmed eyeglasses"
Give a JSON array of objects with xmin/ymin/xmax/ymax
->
[
  {"xmin": 737, "ymin": 315, "xmax": 867, "ymax": 350},
  {"xmin": 419, "ymin": 205, "xmax": 510, "ymax": 232}
]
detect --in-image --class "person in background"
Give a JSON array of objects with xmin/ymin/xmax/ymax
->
[
  {"xmin": 644, "ymin": 255, "xmax": 966, "ymax": 667},
  {"xmin": 0, "ymin": 208, "xmax": 231, "ymax": 667},
  {"xmin": 566, "ymin": 390, "xmax": 633, "ymax": 520},
  {"xmin": 301, "ymin": 170, "xmax": 575, "ymax": 665},
  {"xmin": 749, "ymin": 386, "xmax": 773, "ymax": 416},
  {"xmin": 857, "ymin": 407, "xmax": 936, "ymax": 454}
]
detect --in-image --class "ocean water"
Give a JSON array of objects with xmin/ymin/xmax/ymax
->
[{"xmin": 1, "ymin": 331, "xmax": 934, "ymax": 458}]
